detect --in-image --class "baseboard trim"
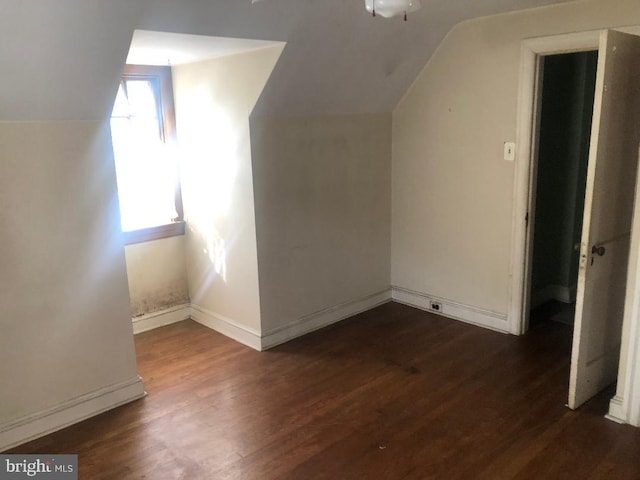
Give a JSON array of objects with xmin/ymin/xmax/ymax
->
[
  {"xmin": 132, "ymin": 304, "xmax": 191, "ymax": 334},
  {"xmin": 530, "ymin": 284, "xmax": 576, "ymax": 309},
  {"xmin": 261, "ymin": 289, "xmax": 392, "ymax": 350},
  {"xmin": 190, "ymin": 304, "xmax": 262, "ymax": 351},
  {"xmin": 391, "ymin": 286, "xmax": 509, "ymax": 333},
  {"xmin": 605, "ymin": 395, "xmax": 628, "ymax": 424},
  {"xmin": 164, "ymin": 292, "xmax": 392, "ymax": 351},
  {"xmin": 0, "ymin": 376, "xmax": 145, "ymax": 452}
]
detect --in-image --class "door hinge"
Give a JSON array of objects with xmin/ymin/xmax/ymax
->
[{"xmin": 525, "ymin": 212, "xmax": 529, "ymax": 227}]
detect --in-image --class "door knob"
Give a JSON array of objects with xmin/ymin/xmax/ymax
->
[{"xmin": 591, "ymin": 245, "xmax": 606, "ymax": 256}]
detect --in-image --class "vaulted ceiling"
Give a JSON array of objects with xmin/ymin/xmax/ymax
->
[{"xmin": 1, "ymin": 0, "xmax": 575, "ymax": 121}]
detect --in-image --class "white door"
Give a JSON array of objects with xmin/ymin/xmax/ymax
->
[{"xmin": 569, "ymin": 30, "xmax": 640, "ymax": 409}]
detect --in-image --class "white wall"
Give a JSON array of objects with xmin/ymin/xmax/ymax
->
[
  {"xmin": 250, "ymin": 114, "xmax": 392, "ymax": 341},
  {"xmin": 392, "ymin": 0, "xmax": 640, "ymax": 319},
  {"xmin": 0, "ymin": 121, "xmax": 143, "ymax": 448},
  {"xmin": 124, "ymin": 237, "xmax": 189, "ymax": 317},
  {"xmin": 0, "ymin": 0, "xmax": 149, "ymax": 451},
  {"xmin": 172, "ymin": 46, "xmax": 284, "ymax": 342}
]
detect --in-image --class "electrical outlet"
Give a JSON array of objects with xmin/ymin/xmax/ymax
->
[{"xmin": 429, "ymin": 301, "xmax": 442, "ymax": 312}]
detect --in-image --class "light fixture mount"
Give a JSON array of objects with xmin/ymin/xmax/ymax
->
[{"xmin": 364, "ymin": 0, "xmax": 421, "ymax": 20}]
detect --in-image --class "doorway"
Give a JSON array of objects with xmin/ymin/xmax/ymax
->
[
  {"xmin": 511, "ymin": 29, "xmax": 640, "ymax": 425},
  {"xmin": 527, "ymin": 51, "xmax": 598, "ymax": 332},
  {"xmin": 512, "ymin": 30, "xmax": 640, "ymax": 419}
]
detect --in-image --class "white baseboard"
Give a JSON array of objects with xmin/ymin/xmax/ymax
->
[
  {"xmin": 261, "ymin": 289, "xmax": 392, "ymax": 350},
  {"xmin": 605, "ymin": 395, "xmax": 627, "ymax": 424},
  {"xmin": 132, "ymin": 304, "xmax": 191, "ymax": 334},
  {"xmin": 190, "ymin": 304, "xmax": 262, "ymax": 351},
  {"xmin": 0, "ymin": 376, "xmax": 145, "ymax": 452},
  {"xmin": 530, "ymin": 284, "xmax": 576, "ymax": 309},
  {"xmin": 391, "ymin": 286, "xmax": 510, "ymax": 334},
  {"xmin": 165, "ymin": 292, "xmax": 391, "ymax": 351}
]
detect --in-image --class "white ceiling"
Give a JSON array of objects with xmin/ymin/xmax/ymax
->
[
  {"xmin": 126, "ymin": 30, "xmax": 284, "ymax": 66},
  {"xmin": 0, "ymin": 0, "xmax": 144, "ymax": 121},
  {"xmin": 0, "ymin": 0, "xmax": 576, "ymax": 121}
]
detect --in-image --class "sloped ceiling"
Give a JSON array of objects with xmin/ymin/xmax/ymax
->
[
  {"xmin": 0, "ymin": 1, "xmax": 146, "ymax": 121},
  {"xmin": 126, "ymin": 30, "xmax": 283, "ymax": 66},
  {"xmin": 1, "ymin": 0, "xmax": 575, "ymax": 121}
]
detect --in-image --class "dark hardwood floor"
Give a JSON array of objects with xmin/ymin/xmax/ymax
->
[{"xmin": 9, "ymin": 302, "xmax": 640, "ymax": 479}]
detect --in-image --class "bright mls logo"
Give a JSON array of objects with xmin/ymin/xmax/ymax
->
[{"xmin": 0, "ymin": 455, "xmax": 77, "ymax": 479}]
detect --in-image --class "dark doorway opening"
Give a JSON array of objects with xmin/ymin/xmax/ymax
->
[{"xmin": 528, "ymin": 51, "xmax": 598, "ymax": 334}]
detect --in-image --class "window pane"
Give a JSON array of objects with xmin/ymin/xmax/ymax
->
[
  {"xmin": 125, "ymin": 80, "xmax": 159, "ymax": 121},
  {"xmin": 111, "ymin": 83, "xmax": 129, "ymax": 118},
  {"xmin": 110, "ymin": 73, "xmax": 179, "ymax": 233}
]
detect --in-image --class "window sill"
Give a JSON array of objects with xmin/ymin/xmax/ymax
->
[{"xmin": 123, "ymin": 221, "xmax": 186, "ymax": 245}]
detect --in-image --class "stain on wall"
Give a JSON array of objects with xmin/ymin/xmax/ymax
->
[{"xmin": 124, "ymin": 235, "xmax": 190, "ymax": 317}]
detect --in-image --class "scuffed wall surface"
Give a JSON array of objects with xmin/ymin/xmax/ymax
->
[
  {"xmin": 251, "ymin": 113, "xmax": 392, "ymax": 333},
  {"xmin": 124, "ymin": 236, "xmax": 189, "ymax": 317}
]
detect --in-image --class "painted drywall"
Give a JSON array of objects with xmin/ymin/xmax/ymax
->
[
  {"xmin": 0, "ymin": 0, "xmax": 574, "ymax": 121},
  {"xmin": 250, "ymin": 114, "xmax": 392, "ymax": 334},
  {"xmin": 0, "ymin": 0, "xmax": 145, "ymax": 121},
  {"xmin": 172, "ymin": 45, "xmax": 284, "ymax": 333},
  {"xmin": 392, "ymin": 0, "xmax": 640, "ymax": 316},
  {"xmin": 0, "ymin": 121, "xmax": 142, "ymax": 427},
  {"xmin": 124, "ymin": 236, "xmax": 189, "ymax": 317},
  {"xmin": 137, "ymin": 0, "xmax": 571, "ymax": 117},
  {"xmin": 530, "ymin": 51, "xmax": 596, "ymax": 306}
]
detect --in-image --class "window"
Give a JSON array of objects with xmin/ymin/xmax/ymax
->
[{"xmin": 110, "ymin": 65, "xmax": 184, "ymax": 244}]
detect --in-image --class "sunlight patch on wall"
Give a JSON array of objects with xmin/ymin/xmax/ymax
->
[
  {"xmin": 178, "ymin": 88, "xmax": 240, "ymax": 280},
  {"xmin": 204, "ymin": 232, "xmax": 227, "ymax": 282},
  {"xmin": 179, "ymin": 89, "xmax": 238, "ymax": 222}
]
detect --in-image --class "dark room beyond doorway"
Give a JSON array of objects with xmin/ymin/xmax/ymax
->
[{"xmin": 529, "ymin": 50, "xmax": 598, "ymax": 332}]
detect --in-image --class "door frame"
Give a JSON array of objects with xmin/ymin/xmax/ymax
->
[{"xmin": 508, "ymin": 27, "xmax": 640, "ymax": 426}]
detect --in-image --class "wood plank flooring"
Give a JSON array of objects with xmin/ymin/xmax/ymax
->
[{"xmin": 9, "ymin": 302, "xmax": 640, "ymax": 479}]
